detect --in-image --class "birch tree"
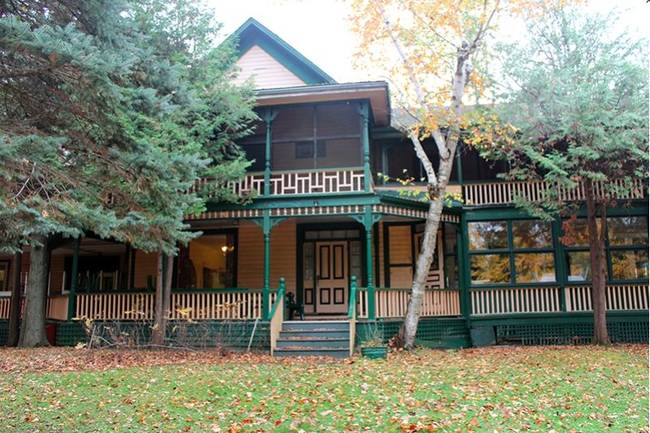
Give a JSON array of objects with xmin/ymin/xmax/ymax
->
[{"xmin": 350, "ymin": 0, "xmax": 564, "ymax": 348}]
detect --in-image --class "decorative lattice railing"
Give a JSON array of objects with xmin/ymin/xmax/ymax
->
[{"xmin": 193, "ymin": 167, "xmax": 366, "ymax": 198}]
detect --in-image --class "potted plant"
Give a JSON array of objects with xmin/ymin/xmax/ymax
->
[{"xmin": 360, "ymin": 326, "xmax": 388, "ymax": 359}]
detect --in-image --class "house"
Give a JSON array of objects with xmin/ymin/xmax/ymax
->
[{"xmin": 1, "ymin": 18, "xmax": 647, "ymax": 355}]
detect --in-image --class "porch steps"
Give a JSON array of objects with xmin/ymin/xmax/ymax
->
[{"xmin": 273, "ymin": 320, "xmax": 350, "ymax": 358}]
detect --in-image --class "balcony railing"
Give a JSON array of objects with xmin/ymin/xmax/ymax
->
[
  {"xmin": 195, "ymin": 167, "xmax": 366, "ymax": 198},
  {"xmin": 462, "ymin": 178, "xmax": 647, "ymax": 206}
]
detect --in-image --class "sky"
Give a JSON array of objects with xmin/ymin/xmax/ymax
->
[{"xmin": 208, "ymin": 0, "xmax": 647, "ymax": 83}]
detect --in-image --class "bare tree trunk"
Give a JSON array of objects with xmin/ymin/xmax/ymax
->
[
  {"xmin": 7, "ymin": 252, "xmax": 22, "ymax": 346},
  {"xmin": 152, "ymin": 252, "xmax": 165, "ymax": 346},
  {"xmin": 18, "ymin": 236, "xmax": 50, "ymax": 347},
  {"xmin": 584, "ymin": 180, "xmax": 609, "ymax": 344},
  {"xmin": 400, "ymin": 199, "xmax": 445, "ymax": 348}
]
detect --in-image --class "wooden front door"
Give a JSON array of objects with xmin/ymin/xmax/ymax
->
[{"xmin": 315, "ymin": 241, "xmax": 348, "ymax": 314}]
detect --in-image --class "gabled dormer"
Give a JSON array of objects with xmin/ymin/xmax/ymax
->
[{"xmin": 229, "ymin": 17, "xmax": 336, "ymax": 89}]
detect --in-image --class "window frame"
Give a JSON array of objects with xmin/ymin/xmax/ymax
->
[{"xmin": 467, "ymin": 219, "xmax": 557, "ymax": 287}]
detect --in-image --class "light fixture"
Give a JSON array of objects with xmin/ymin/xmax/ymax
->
[{"xmin": 220, "ymin": 245, "xmax": 235, "ymax": 255}]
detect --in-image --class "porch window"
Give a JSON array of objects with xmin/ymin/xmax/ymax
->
[
  {"xmin": 561, "ymin": 216, "xmax": 648, "ymax": 282},
  {"xmin": 607, "ymin": 216, "xmax": 648, "ymax": 281},
  {"xmin": 468, "ymin": 219, "xmax": 556, "ymax": 285},
  {"xmin": 185, "ymin": 233, "xmax": 236, "ymax": 288}
]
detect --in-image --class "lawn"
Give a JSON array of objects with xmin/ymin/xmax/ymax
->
[{"xmin": 0, "ymin": 345, "xmax": 647, "ymax": 433}]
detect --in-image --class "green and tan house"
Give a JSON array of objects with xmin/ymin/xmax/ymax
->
[{"xmin": 1, "ymin": 18, "xmax": 647, "ymax": 355}]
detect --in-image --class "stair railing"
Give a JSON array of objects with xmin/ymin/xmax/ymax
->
[
  {"xmin": 269, "ymin": 277, "xmax": 286, "ymax": 356},
  {"xmin": 347, "ymin": 276, "xmax": 358, "ymax": 356}
]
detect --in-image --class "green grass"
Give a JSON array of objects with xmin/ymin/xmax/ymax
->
[{"xmin": 0, "ymin": 345, "xmax": 647, "ymax": 432}]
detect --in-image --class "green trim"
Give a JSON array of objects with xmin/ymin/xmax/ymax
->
[
  {"xmin": 360, "ymin": 102, "xmax": 371, "ymax": 192},
  {"xmin": 458, "ymin": 213, "xmax": 471, "ymax": 321},
  {"xmin": 261, "ymin": 210, "xmax": 272, "ymax": 319},
  {"xmin": 228, "ymin": 18, "xmax": 335, "ymax": 85},
  {"xmin": 348, "ymin": 275, "xmax": 358, "ymax": 318},
  {"xmin": 363, "ymin": 205, "xmax": 376, "ymax": 319}
]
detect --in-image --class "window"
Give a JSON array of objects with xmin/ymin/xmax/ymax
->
[
  {"xmin": 561, "ymin": 216, "xmax": 648, "ymax": 282},
  {"xmin": 607, "ymin": 216, "xmax": 648, "ymax": 281},
  {"xmin": 468, "ymin": 220, "xmax": 556, "ymax": 285},
  {"xmin": 185, "ymin": 233, "xmax": 237, "ymax": 288}
]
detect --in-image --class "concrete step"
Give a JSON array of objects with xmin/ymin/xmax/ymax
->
[
  {"xmin": 273, "ymin": 347, "xmax": 350, "ymax": 358},
  {"xmin": 281, "ymin": 320, "xmax": 349, "ymax": 332},
  {"xmin": 276, "ymin": 337, "xmax": 349, "ymax": 349},
  {"xmin": 279, "ymin": 329, "xmax": 350, "ymax": 339}
]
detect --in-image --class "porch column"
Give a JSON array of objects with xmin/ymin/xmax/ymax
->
[
  {"xmin": 458, "ymin": 214, "xmax": 471, "ymax": 321},
  {"xmin": 363, "ymin": 205, "xmax": 376, "ymax": 320},
  {"xmin": 360, "ymin": 101, "xmax": 371, "ymax": 192},
  {"xmin": 262, "ymin": 210, "xmax": 271, "ymax": 320},
  {"xmin": 263, "ymin": 109, "xmax": 277, "ymax": 197},
  {"xmin": 66, "ymin": 237, "xmax": 80, "ymax": 320},
  {"xmin": 455, "ymin": 144, "xmax": 464, "ymax": 186}
]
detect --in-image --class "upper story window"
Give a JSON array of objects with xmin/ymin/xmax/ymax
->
[{"xmin": 468, "ymin": 220, "xmax": 556, "ymax": 286}]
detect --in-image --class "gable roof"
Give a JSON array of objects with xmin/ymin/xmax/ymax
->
[{"xmin": 228, "ymin": 17, "xmax": 336, "ymax": 86}]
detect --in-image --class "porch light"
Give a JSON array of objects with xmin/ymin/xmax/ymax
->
[{"xmin": 221, "ymin": 245, "xmax": 235, "ymax": 255}]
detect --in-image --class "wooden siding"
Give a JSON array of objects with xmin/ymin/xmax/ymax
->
[
  {"xmin": 133, "ymin": 251, "xmax": 157, "ymax": 289},
  {"xmin": 237, "ymin": 220, "xmax": 297, "ymax": 293},
  {"xmin": 388, "ymin": 225, "xmax": 413, "ymax": 288},
  {"xmin": 233, "ymin": 45, "xmax": 305, "ymax": 89},
  {"xmin": 48, "ymin": 254, "xmax": 66, "ymax": 294}
]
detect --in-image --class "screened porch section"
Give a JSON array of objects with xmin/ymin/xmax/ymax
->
[{"xmin": 234, "ymin": 101, "xmax": 368, "ymax": 196}]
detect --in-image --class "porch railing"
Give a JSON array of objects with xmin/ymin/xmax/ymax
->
[
  {"xmin": 0, "ymin": 295, "xmax": 67, "ymax": 320},
  {"xmin": 470, "ymin": 283, "xmax": 649, "ymax": 316},
  {"xmin": 194, "ymin": 167, "xmax": 366, "ymax": 198},
  {"xmin": 565, "ymin": 284, "xmax": 649, "ymax": 312},
  {"xmin": 269, "ymin": 278, "xmax": 286, "ymax": 355},
  {"xmin": 462, "ymin": 178, "xmax": 646, "ymax": 206},
  {"xmin": 357, "ymin": 287, "xmax": 461, "ymax": 319},
  {"xmin": 470, "ymin": 287, "xmax": 561, "ymax": 316},
  {"xmin": 74, "ymin": 289, "xmax": 277, "ymax": 321}
]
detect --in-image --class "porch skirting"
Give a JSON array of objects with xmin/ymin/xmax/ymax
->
[{"xmin": 0, "ymin": 319, "xmax": 271, "ymax": 349}]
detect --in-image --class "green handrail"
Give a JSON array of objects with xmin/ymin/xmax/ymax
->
[
  {"xmin": 267, "ymin": 278, "xmax": 286, "ymax": 321},
  {"xmin": 347, "ymin": 276, "xmax": 357, "ymax": 319}
]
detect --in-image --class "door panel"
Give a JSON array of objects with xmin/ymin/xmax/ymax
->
[{"xmin": 316, "ymin": 241, "xmax": 348, "ymax": 314}]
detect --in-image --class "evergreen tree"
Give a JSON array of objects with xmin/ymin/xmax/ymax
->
[
  {"xmin": 0, "ymin": 0, "xmax": 255, "ymax": 346},
  {"xmin": 469, "ymin": 8, "xmax": 648, "ymax": 344}
]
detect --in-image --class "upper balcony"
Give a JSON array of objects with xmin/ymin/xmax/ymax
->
[{"xmin": 233, "ymin": 100, "xmax": 374, "ymax": 198}]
